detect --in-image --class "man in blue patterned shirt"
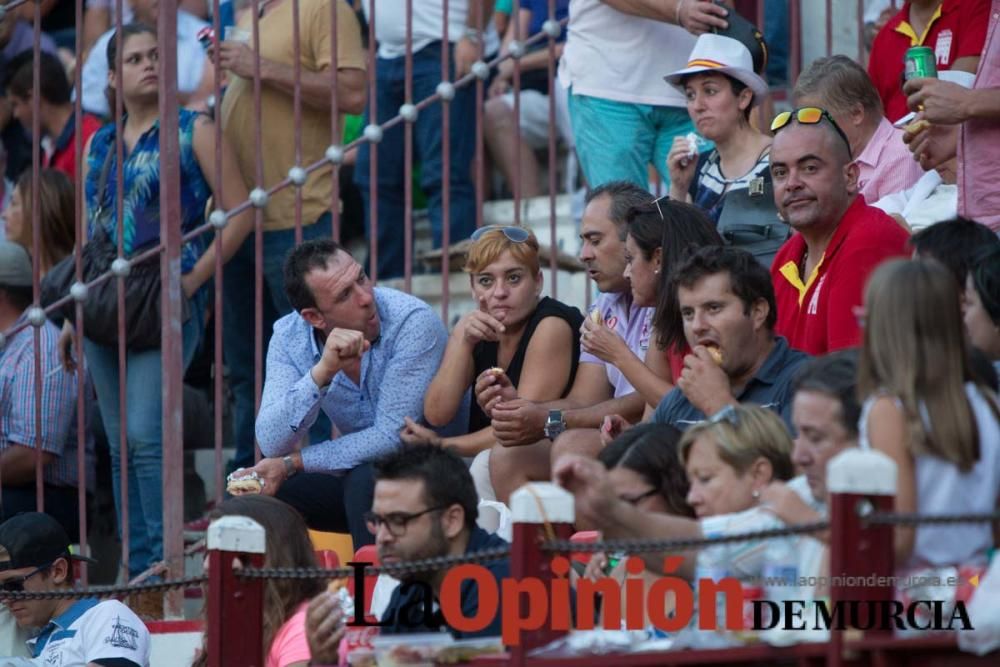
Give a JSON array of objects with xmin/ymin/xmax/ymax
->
[
  {"xmin": 0, "ymin": 242, "xmax": 90, "ymax": 542},
  {"xmin": 240, "ymin": 239, "xmax": 464, "ymax": 548}
]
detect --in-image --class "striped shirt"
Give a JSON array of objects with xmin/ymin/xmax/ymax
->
[
  {"xmin": 689, "ymin": 148, "xmax": 772, "ymax": 224},
  {"xmin": 0, "ymin": 313, "xmax": 91, "ymax": 489},
  {"xmin": 855, "ymin": 117, "xmax": 926, "ymax": 204},
  {"xmin": 256, "ymin": 288, "xmax": 458, "ymax": 473}
]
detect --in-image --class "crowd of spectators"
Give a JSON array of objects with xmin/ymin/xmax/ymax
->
[{"xmin": 1, "ymin": 0, "xmax": 999, "ymax": 663}]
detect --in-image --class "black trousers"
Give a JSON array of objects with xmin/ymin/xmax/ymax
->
[
  {"xmin": 276, "ymin": 465, "xmax": 376, "ymax": 550},
  {"xmin": 2, "ymin": 484, "xmax": 83, "ymax": 542}
]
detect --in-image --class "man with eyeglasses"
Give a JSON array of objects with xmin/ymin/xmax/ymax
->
[
  {"xmin": 0, "ymin": 512, "xmax": 150, "ymax": 667},
  {"xmin": 768, "ymin": 107, "xmax": 909, "ymax": 356},
  {"xmin": 243, "ymin": 240, "xmax": 465, "ymax": 551},
  {"xmin": 305, "ymin": 446, "xmax": 507, "ymax": 661}
]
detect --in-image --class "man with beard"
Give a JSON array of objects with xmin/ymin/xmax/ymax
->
[
  {"xmin": 768, "ymin": 109, "xmax": 909, "ymax": 355},
  {"xmin": 305, "ymin": 446, "xmax": 508, "ymax": 659}
]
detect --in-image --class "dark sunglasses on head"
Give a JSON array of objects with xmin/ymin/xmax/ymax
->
[
  {"xmin": 770, "ymin": 106, "xmax": 852, "ymax": 158},
  {"xmin": 470, "ymin": 225, "xmax": 531, "ymax": 243},
  {"xmin": 0, "ymin": 563, "xmax": 52, "ymax": 593}
]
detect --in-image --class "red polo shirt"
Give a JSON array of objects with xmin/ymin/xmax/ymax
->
[
  {"xmin": 771, "ymin": 196, "xmax": 910, "ymax": 356},
  {"xmin": 868, "ymin": 0, "xmax": 988, "ymax": 121},
  {"xmin": 46, "ymin": 114, "xmax": 103, "ymax": 182}
]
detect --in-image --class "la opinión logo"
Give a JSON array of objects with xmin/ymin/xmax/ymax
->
[{"xmin": 346, "ymin": 557, "xmax": 972, "ymax": 645}]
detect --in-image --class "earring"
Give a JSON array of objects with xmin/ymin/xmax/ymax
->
[
  {"xmin": 654, "ymin": 269, "xmax": 660, "ymax": 274},
  {"xmin": 752, "ymin": 489, "xmax": 760, "ymax": 500}
]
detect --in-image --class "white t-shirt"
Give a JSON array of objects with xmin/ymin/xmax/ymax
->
[
  {"xmin": 25, "ymin": 599, "xmax": 150, "ymax": 667},
  {"xmin": 362, "ymin": 0, "xmax": 499, "ymax": 60},
  {"xmin": 558, "ymin": 0, "xmax": 693, "ymax": 107},
  {"xmin": 81, "ymin": 11, "xmax": 209, "ymax": 117},
  {"xmin": 859, "ymin": 384, "xmax": 1000, "ymax": 568}
]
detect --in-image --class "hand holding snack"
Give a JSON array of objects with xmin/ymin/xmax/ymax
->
[
  {"xmin": 666, "ymin": 135, "xmax": 699, "ymax": 196},
  {"xmin": 580, "ymin": 315, "xmax": 628, "ymax": 365},
  {"xmin": 677, "ymin": 345, "xmax": 735, "ymax": 416},
  {"xmin": 226, "ymin": 469, "xmax": 264, "ymax": 496},
  {"xmin": 306, "ymin": 591, "xmax": 347, "ymax": 665},
  {"xmin": 474, "ymin": 367, "xmax": 516, "ymax": 417},
  {"xmin": 457, "ymin": 304, "xmax": 506, "ymax": 347}
]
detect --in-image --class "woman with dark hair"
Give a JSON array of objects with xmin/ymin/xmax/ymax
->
[
  {"xmin": 63, "ymin": 22, "xmax": 254, "ymax": 589},
  {"xmin": 3, "ymin": 168, "xmax": 75, "ymax": 274},
  {"xmin": 577, "ymin": 423, "xmax": 693, "ymax": 627},
  {"xmin": 193, "ymin": 495, "xmax": 324, "ymax": 667},
  {"xmin": 664, "ymin": 34, "xmax": 774, "ymax": 224},
  {"xmin": 965, "ymin": 246, "xmax": 1000, "ymax": 378},
  {"xmin": 583, "ymin": 199, "xmax": 721, "ymax": 440}
]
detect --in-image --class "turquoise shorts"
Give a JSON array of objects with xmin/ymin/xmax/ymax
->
[{"xmin": 568, "ymin": 90, "xmax": 699, "ymax": 190}]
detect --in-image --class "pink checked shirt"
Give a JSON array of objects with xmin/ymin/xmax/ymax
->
[
  {"xmin": 958, "ymin": 0, "xmax": 1000, "ymax": 230},
  {"xmin": 856, "ymin": 117, "xmax": 926, "ymax": 203}
]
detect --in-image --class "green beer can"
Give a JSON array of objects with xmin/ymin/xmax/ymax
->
[{"xmin": 904, "ymin": 46, "xmax": 938, "ymax": 81}]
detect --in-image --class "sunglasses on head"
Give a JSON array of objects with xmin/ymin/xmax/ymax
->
[
  {"xmin": 470, "ymin": 225, "xmax": 531, "ymax": 243},
  {"xmin": 0, "ymin": 562, "xmax": 52, "ymax": 593},
  {"xmin": 770, "ymin": 107, "xmax": 852, "ymax": 158}
]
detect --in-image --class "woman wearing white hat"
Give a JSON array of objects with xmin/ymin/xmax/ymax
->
[{"xmin": 664, "ymin": 34, "xmax": 773, "ymax": 225}]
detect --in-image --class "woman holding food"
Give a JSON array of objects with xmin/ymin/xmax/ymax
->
[{"xmin": 399, "ymin": 226, "xmax": 583, "ymax": 456}]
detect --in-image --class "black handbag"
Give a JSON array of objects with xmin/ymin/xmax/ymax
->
[
  {"xmin": 715, "ymin": 173, "xmax": 791, "ymax": 269},
  {"xmin": 40, "ymin": 146, "xmax": 190, "ymax": 350}
]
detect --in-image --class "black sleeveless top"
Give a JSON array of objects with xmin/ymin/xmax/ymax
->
[{"xmin": 469, "ymin": 296, "xmax": 584, "ymax": 432}]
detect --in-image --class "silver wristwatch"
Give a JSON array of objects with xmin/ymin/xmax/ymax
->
[{"xmin": 544, "ymin": 409, "xmax": 566, "ymax": 440}]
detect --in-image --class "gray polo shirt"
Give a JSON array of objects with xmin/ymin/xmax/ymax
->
[{"xmin": 652, "ymin": 336, "xmax": 810, "ymax": 431}]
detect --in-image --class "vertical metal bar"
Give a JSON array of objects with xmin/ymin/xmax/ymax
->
[
  {"xmin": 292, "ymin": 0, "xmax": 304, "ymax": 244},
  {"xmin": 789, "ymin": 0, "xmax": 801, "ymax": 90},
  {"xmin": 512, "ymin": 0, "xmax": 522, "ymax": 227},
  {"xmin": 113, "ymin": 0, "xmax": 129, "ymax": 578},
  {"xmin": 755, "ymin": 0, "xmax": 767, "ymax": 130},
  {"xmin": 159, "ymin": 0, "xmax": 185, "ymax": 620},
  {"xmin": 404, "ymin": 0, "xmax": 414, "ymax": 291},
  {"xmin": 474, "ymin": 0, "xmax": 485, "ymax": 229},
  {"xmin": 74, "ymin": 0, "xmax": 90, "ymax": 582},
  {"xmin": 329, "ymin": 0, "xmax": 341, "ymax": 241},
  {"xmin": 367, "ymin": 0, "xmax": 379, "ymax": 281},
  {"xmin": 31, "ymin": 0, "xmax": 45, "ymax": 514},
  {"xmin": 441, "ymin": 0, "xmax": 452, "ymax": 323},
  {"xmin": 252, "ymin": 0, "xmax": 265, "ymax": 464},
  {"xmin": 211, "ymin": 0, "xmax": 225, "ymax": 507},
  {"xmin": 825, "ymin": 0, "xmax": 833, "ymax": 56},
  {"xmin": 857, "ymin": 0, "xmax": 866, "ymax": 65},
  {"xmin": 546, "ymin": 0, "xmax": 558, "ymax": 298}
]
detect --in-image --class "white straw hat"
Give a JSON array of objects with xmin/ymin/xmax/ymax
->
[{"xmin": 664, "ymin": 33, "xmax": 769, "ymax": 105}]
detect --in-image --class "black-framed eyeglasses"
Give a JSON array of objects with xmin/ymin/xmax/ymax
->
[
  {"xmin": 470, "ymin": 225, "xmax": 531, "ymax": 243},
  {"xmin": 0, "ymin": 563, "xmax": 52, "ymax": 593},
  {"xmin": 706, "ymin": 404, "xmax": 741, "ymax": 427},
  {"xmin": 770, "ymin": 106, "xmax": 852, "ymax": 158},
  {"xmin": 363, "ymin": 506, "xmax": 448, "ymax": 537},
  {"xmin": 618, "ymin": 488, "xmax": 660, "ymax": 506}
]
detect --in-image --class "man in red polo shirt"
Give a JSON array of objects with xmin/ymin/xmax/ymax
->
[
  {"xmin": 769, "ymin": 112, "xmax": 910, "ymax": 356},
  {"xmin": 3, "ymin": 51, "xmax": 102, "ymax": 182},
  {"xmin": 868, "ymin": 0, "xmax": 988, "ymax": 122}
]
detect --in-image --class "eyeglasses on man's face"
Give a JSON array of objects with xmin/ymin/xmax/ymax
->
[{"xmin": 363, "ymin": 506, "xmax": 448, "ymax": 537}]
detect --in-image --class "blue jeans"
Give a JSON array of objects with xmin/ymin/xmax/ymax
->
[
  {"xmin": 84, "ymin": 294, "xmax": 205, "ymax": 577},
  {"xmin": 223, "ymin": 217, "xmax": 331, "ymax": 471},
  {"xmin": 568, "ymin": 91, "xmax": 697, "ymax": 190},
  {"xmin": 357, "ymin": 42, "xmax": 477, "ymax": 279}
]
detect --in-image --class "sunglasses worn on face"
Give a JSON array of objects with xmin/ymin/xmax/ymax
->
[
  {"xmin": 770, "ymin": 107, "xmax": 852, "ymax": 158},
  {"xmin": 0, "ymin": 563, "xmax": 52, "ymax": 593},
  {"xmin": 470, "ymin": 225, "xmax": 530, "ymax": 243}
]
